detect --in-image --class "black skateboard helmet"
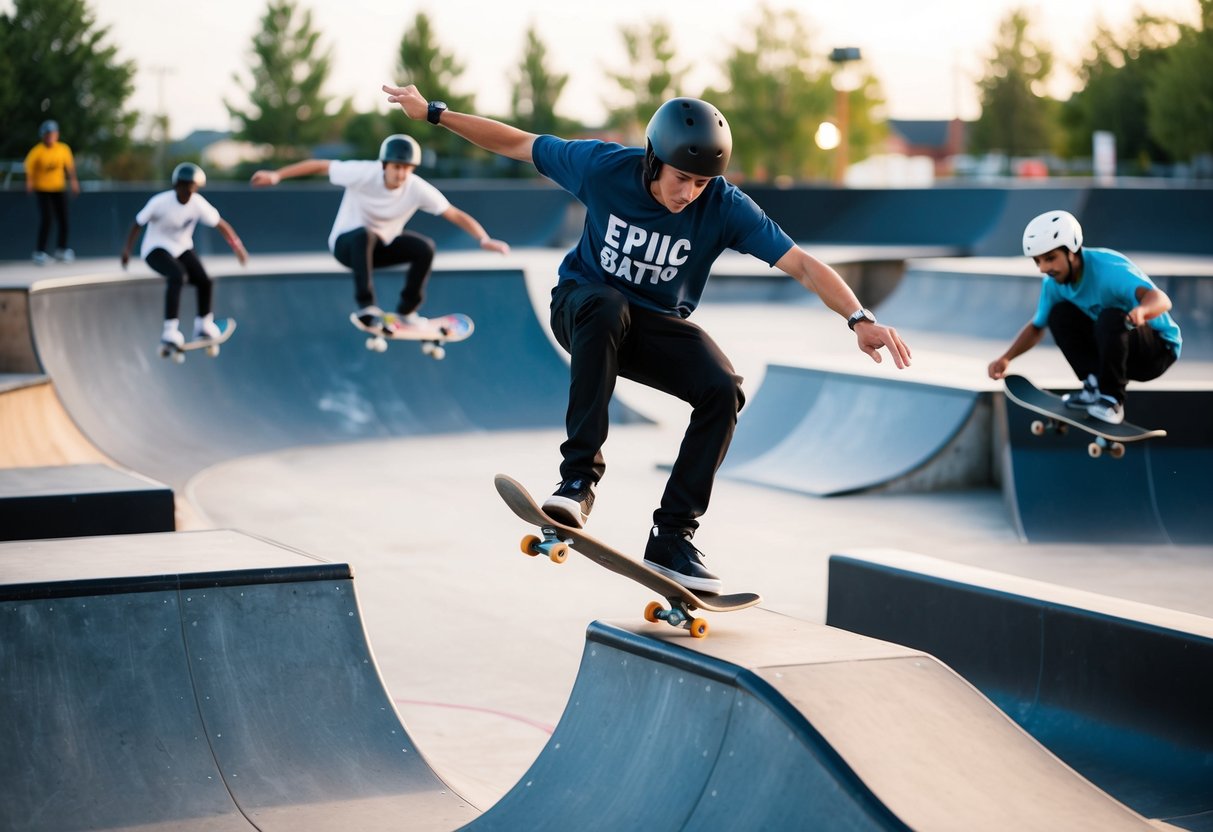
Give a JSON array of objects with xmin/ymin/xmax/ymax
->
[
  {"xmin": 379, "ymin": 134, "xmax": 422, "ymax": 166},
  {"xmin": 644, "ymin": 98, "xmax": 732, "ymax": 182},
  {"xmin": 171, "ymin": 162, "xmax": 207, "ymax": 188}
]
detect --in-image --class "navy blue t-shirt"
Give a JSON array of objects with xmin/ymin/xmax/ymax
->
[{"xmin": 532, "ymin": 135, "xmax": 795, "ymax": 317}]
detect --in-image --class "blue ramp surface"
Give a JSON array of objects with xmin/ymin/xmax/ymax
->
[
  {"xmin": 29, "ymin": 268, "xmax": 646, "ymax": 487},
  {"xmin": 0, "ymin": 530, "xmax": 477, "ymax": 832},
  {"xmin": 470, "ymin": 613, "xmax": 1151, "ymax": 831},
  {"xmin": 721, "ymin": 366, "xmax": 988, "ymax": 495}
]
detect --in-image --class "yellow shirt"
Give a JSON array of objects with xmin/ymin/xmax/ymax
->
[{"xmin": 24, "ymin": 141, "xmax": 75, "ymax": 192}]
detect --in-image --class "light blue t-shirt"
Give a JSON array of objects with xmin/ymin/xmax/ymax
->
[
  {"xmin": 1032, "ymin": 247, "xmax": 1182, "ymax": 358},
  {"xmin": 532, "ymin": 135, "xmax": 795, "ymax": 318}
]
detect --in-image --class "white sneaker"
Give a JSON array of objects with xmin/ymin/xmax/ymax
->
[
  {"xmin": 1062, "ymin": 373, "xmax": 1101, "ymax": 409},
  {"xmin": 54, "ymin": 248, "xmax": 75, "ymax": 262},
  {"xmin": 193, "ymin": 314, "xmax": 221, "ymax": 340},
  {"xmin": 161, "ymin": 325, "xmax": 185, "ymax": 348},
  {"xmin": 1088, "ymin": 396, "xmax": 1124, "ymax": 425},
  {"xmin": 399, "ymin": 311, "xmax": 431, "ymax": 327},
  {"xmin": 32, "ymin": 251, "xmax": 49, "ymax": 265}
]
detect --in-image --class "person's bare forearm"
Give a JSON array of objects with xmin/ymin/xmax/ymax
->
[
  {"xmin": 250, "ymin": 159, "xmax": 329, "ymax": 186},
  {"xmin": 382, "ymin": 84, "xmax": 537, "ymax": 162}
]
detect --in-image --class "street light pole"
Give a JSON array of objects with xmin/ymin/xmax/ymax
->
[{"xmin": 829, "ymin": 47, "xmax": 862, "ymax": 186}]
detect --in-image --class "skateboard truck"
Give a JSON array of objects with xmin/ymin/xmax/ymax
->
[
  {"xmin": 520, "ymin": 525, "xmax": 573, "ymax": 563},
  {"xmin": 1028, "ymin": 418, "xmax": 1125, "ymax": 458}
]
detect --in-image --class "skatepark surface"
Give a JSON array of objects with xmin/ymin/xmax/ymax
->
[{"xmin": 3, "ymin": 249, "xmax": 1212, "ymax": 829}]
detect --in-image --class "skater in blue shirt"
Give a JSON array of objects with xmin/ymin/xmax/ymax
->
[
  {"xmin": 988, "ymin": 211, "xmax": 1181, "ymax": 425},
  {"xmin": 385, "ymin": 84, "xmax": 911, "ymax": 593}
]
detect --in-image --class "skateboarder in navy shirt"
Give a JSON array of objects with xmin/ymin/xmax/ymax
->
[
  {"xmin": 988, "ymin": 210, "xmax": 1181, "ymax": 425},
  {"xmin": 121, "ymin": 163, "xmax": 248, "ymax": 349},
  {"xmin": 250, "ymin": 134, "xmax": 509, "ymax": 333},
  {"xmin": 385, "ymin": 84, "xmax": 911, "ymax": 593}
]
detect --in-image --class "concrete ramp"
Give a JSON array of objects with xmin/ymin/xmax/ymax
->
[
  {"xmin": 1000, "ymin": 386, "xmax": 1213, "ymax": 544},
  {"xmin": 0, "ymin": 531, "xmax": 477, "ymax": 832},
  {"xmin": 471, "ymin": 613, "xmax": 1150, "ymax": 831},
  {"xmin": 28, "ymin": 267, "xmax": 645, "ymax": 487},
  {"xmin": 720, "ymin": 366, "xmax": 991, "ymax": 496}
]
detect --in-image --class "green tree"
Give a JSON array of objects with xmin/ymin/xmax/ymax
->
[
  {"xmin": 1060, "ymin": 14, "xmax": 1179, "ymax": 169},
  {"xmin": 970, "ymin": 9, "xmax": 1055, "ymax": 158},
  {"xmin": 703, "ymin": 5, "xmax": 851, "ymax": 181},
  {"xmin": 226, "ymin": 0, "xmax": 345, "ymax": 157},
  {"xmin": 388, "ymin": 11, "xmax": 476, "ymax": 173},
  {"xmin": 510, "ymin": 24, "xmax": 570, "ymax": 136},
  {"xmin": 1147, "ymin": 0, "xmax": 1213, "ymax": 163},
  {"xmin": 604, "ymin": 19, "xmax": 689, "ymax": 143},
  {"xmin": 0, "ymin": 0, "xmax": 136, "ymax": 165}
]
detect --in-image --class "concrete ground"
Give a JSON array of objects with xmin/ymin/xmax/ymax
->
[{"xmin": 183, "ymin": 281, "xmax": 1213, "ymax": 810}]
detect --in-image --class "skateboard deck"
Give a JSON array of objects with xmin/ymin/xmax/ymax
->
[
  {"xmin": 158, "ymin": 318, "xmax": 237, "ymax": 363},
  {"xmin": 495, "ymin": 474, "xmax": 761, "ymax": 638},
  {"xmin": 1003, "ymin": 374, "xmax": 1165, "ymax": 459},
  {"xmin": 350, "ymin": 312, "xmax": 473, "ymax": 359}
]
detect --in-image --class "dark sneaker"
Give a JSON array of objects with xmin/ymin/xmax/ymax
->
[
  {"xmin": 356, "ymin": 305, "xmax": 399, "ymax": 334},
  {"xmin": 643, "ymin": 527, "xmax": 723, "ymax": 594},
  {"xmin": 1088, "ymin": 395, "xmax": 1125, "ymax": 425},
  {"xmin": 1062, "ymin": 373, "xmax": 1101, "ymax": 410},
  {"xmin": 542, "ymin": 478, "xmax": 595, "ymax": 528}
]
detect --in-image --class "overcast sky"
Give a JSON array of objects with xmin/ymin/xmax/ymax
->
[{"xmin": 45, "ymin": 0, "xmax": 1205, "ymax": 137}]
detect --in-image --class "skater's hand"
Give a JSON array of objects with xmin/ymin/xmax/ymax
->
[
  {"xmin": 234, "ymin": 245, "xmax": 249, "ymax": 266},
  {"xmin": 1126, "ymin": 306, "xmax": 1149, "ymax": 328},
  {"xmin": 120, "ymin": 249, "xmax": 130, "ymax": 269},
  {"xmin": 988, "ymin": 357, "xmax": 1010, "ymax": 380},
  {"xmin": 249, "ymin": 170, "xmax": 280, "ymax": 187},
  {"xmin": 382, "ymin": 83, "xmax": 428, "ymax": 120},
  {"xmin": 480, "ymin": 237, "xmax": 510, "ymax": 255},
  {"xmin": 856, "ymin": 322, "xmax": 912, "ymax": 369}
]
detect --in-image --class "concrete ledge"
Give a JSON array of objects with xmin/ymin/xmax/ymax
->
[
  {"xmin": 826, "ymin": 548, "xmax": 1213, "ymax": 827},
  {"xmin": 0, "ymin": 464, "xmax": 174, "ymax": 541}
]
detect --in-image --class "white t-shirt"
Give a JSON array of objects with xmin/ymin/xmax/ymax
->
[
  {"xmin": 326, "ymin": 160, "xmax": 451, "ymax": 251},
  {"xmin": 135, "ymin": 190, "xmax": 222, "ymax": 259}
]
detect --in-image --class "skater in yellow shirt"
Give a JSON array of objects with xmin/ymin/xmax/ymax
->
[{"xmin": 24, "ymin": 120, "xmax": 80, "ymax": 264}]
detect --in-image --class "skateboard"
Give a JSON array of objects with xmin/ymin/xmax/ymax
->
[
  {"xmin": 1003, "ymin": 374, "xmax": 1166, "ymax": 459},
  {"xmin": 158, "ymin": 318, "xmax": 237, "ymax": 364},
  {"xmin": 494, "ymin": 474, "xmax": 761, "ymax": 638},
  {"xmin": 349, "ymin": 312, "xmax": 473, "ymax": 360}
]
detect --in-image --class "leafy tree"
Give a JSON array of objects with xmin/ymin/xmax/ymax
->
[
  {"xmin": 226, "ymin": 0, "xmax": 345, "ymax": 157},
  {"xmin": 1147, "ymin": 0, "xmax": 1213, "ymax": 162},
  {"xmin": 1060, "ymin": 14, "xmax": 1179, "ymax": 168},
  {"xmin": 0, "ymin": 0, "xmax": 136, "ymax": 165},
  {"xmin": 388, "ymin": 11, "xmax": 476, "ymax": 173},
  {"xmin": 604, "ymin": 20, "xmax": 689, "ymax": 143},
  {"xmin": 969, "ymin": 9, "xmax": 1055, "ymax": 158},
  {"xmin": 510, "ymin": 24, "xmax": 570, "ymax": 136},
  {"xmin": 704, "ymin": 5, "xmax": 860, "ymax": 182}
]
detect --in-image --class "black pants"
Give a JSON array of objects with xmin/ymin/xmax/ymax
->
[
  {"xmin": 549, "ymin": 281, "xmax": 745, "ymax": 533},
  {"xmin": 333, "ymin": 227, "xmax": 435, "ymax": 315},
  {"xmin": 35, "ymin": 190, "xmax": 69, "ymax": 252},
  {"xmin": 1048, "ymin": 302, "xmax": 1176, "ymax": 403},
  {"xmin": 146, "ymin": 248, "xmax": 212, "ymax": 320}
]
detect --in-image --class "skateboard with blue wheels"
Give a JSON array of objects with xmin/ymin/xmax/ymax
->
[{"xmin": 494, "ymin": 474, "xmax": 761, "ymax": 638}]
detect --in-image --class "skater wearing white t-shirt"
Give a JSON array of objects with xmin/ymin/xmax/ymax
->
[
  {"xmin": 121, "ymin": 163, "xmax": 249, "ymax": 348},
  {"xmin": 250, "ymin": 134, "xmax": 509, "ymax": 333}
]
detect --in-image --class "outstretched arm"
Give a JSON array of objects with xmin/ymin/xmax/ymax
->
[
  {"xmin": 216, "ymin": 219, "xmax": 248, "ymax": 265},
  {"xmin": 382, "ymin": 84, "xmax": 538, "ymax": 163},
  {"xmin": 988, "ymin": 321, "xmax": 1045, "ymax": 379},
  {"xmin": 441, "ymin": 206, "xmax": 510, "ymax": 254},
  {"xmin": 775, "ymin": 245, "xmax": 912, "ymax": 369},
  {"xmin": 250, "ymin": 158, "xmax": 330, "ymax": 186}
]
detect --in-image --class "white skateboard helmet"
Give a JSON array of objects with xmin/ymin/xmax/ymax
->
[
  {"xmin": 1023, "ymin": 210, "xmax": 1083, "ymax": 256},
  {"xmin": 172, "ymin": 162, "xmax": 207, "ymax": 188},
  {"xmin": 379, "ymin": 134, "xmax": 422, "ymax": 166}
]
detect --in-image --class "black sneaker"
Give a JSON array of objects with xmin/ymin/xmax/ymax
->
[
  {"xmin": 643, "ymin": 527, "xmax": 723, "ymax": 594},
  {"xmin": 542, "ymin": 478, "xmax": 595, "ymax": 528}
]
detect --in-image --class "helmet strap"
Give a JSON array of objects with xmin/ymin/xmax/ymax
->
[{"xmin": 643, "ymin": 142, "xmax": 662, "ymax": 189}]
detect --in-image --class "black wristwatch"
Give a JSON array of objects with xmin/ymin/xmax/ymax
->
[
  {"xmin": 427, "ymin": 100, "xmax": 448, "ymax": 125},
  {"xmin": 847, "ymin": 308, "xmax": 877, "ymax": 330}
]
